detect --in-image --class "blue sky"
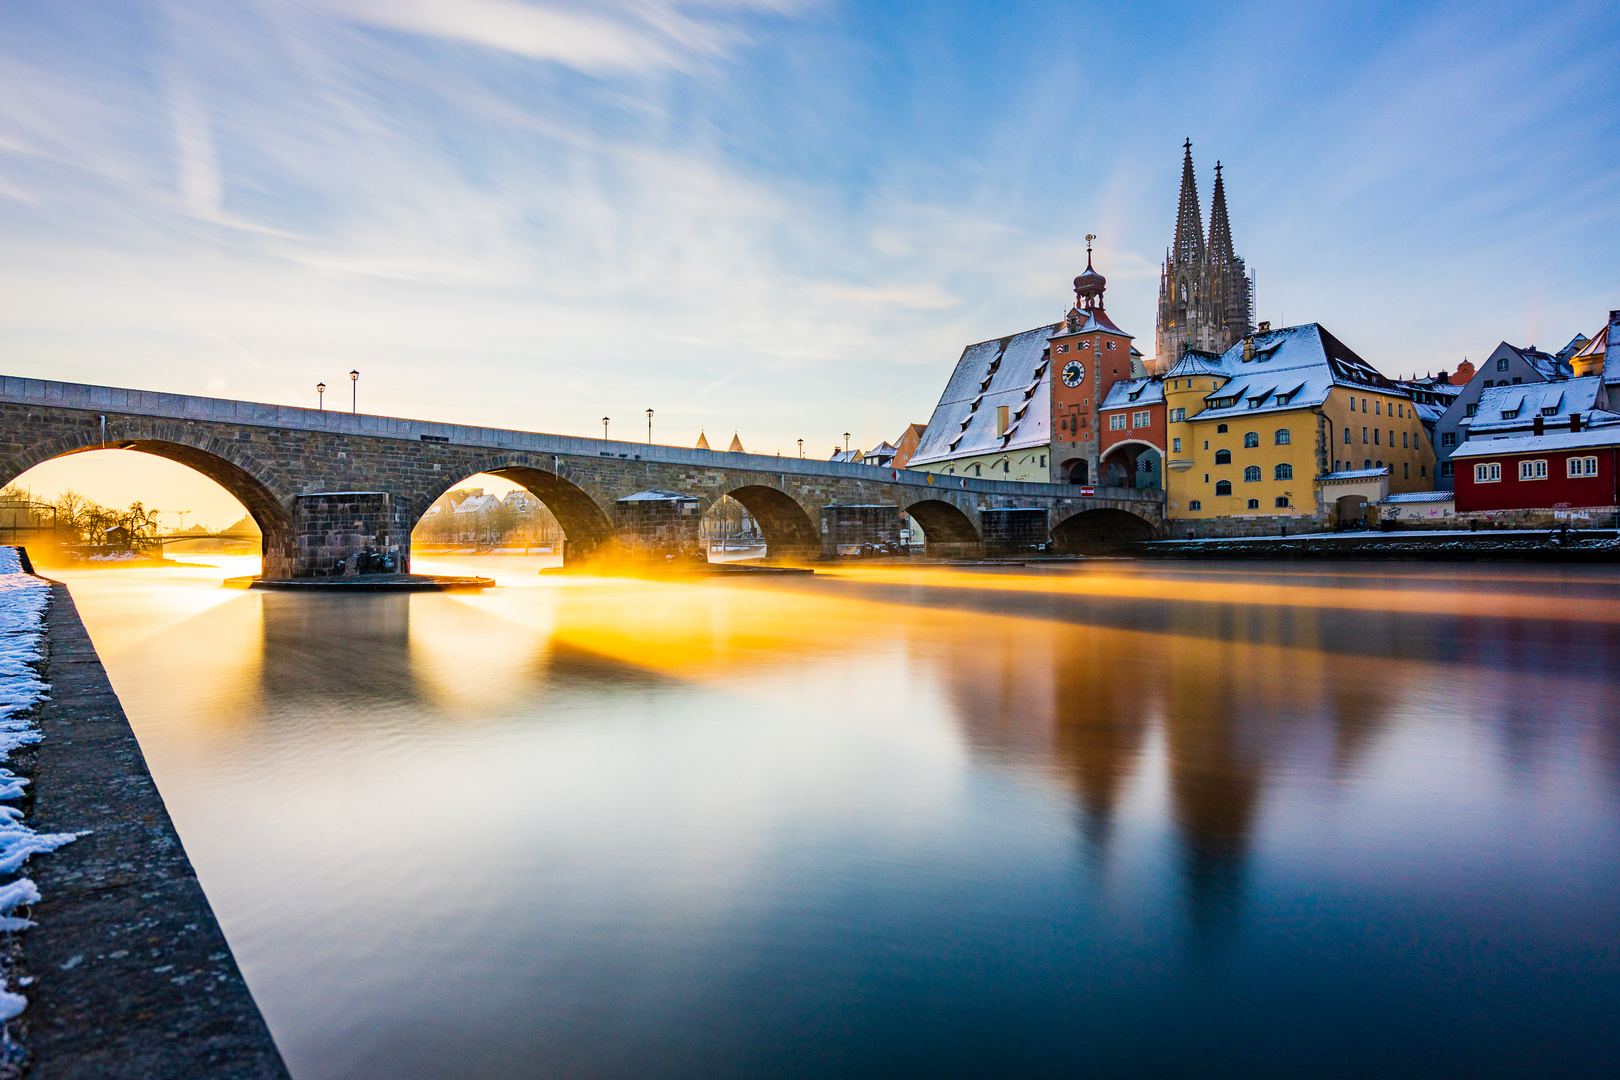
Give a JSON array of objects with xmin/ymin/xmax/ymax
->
[{"xmin": 2, "ymin": 0, "xmax": 1617, "ymax": 462}]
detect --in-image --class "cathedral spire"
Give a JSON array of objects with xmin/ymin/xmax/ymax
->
[
  {"xmin": 1173, "ymin": 139, "xmax": 1205, "ymax": 266},
  {"xmin": 1208, "ymin": 161, "xmax": 1234, "ymax": 265}
]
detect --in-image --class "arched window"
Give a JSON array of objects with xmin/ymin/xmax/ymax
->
[
  {"xmin": 1216, "ymin": 423, "xmax": 1229, "ymax": 433},
  {"xmin": 1275, "ymin": 496, "xmax": 1290, "ymax": 508},
  {"xmin": 1343, "ymin": 429, "xmax": 1350, "ymax": 444},
  {"xmin": 1334, "ymin": 460, "xmax": 1341, "ymax": 471},
  {"xmin": 1214, "ymin": 449, "xmax": 1232, "ymax": 464},
  {"xmin": 1375, "ymin": 460, "xmax": 1383, "ymax": 468},
  {"xmin": 1275, "ymin": 463, "xmax": 1293, "ymax": 480},
  {"xmin": 1275, "ymin": 429, "xmax": 1291, "ymax": 445},
  {"xmin": 1243, "ymin": 465, "xmax": 1261, "ymax": 482},
  {"xmin": 1243, "ymin": 432, "xmax": 1259, "ymax": 448},
  {"xmin": 1247, "ymin": 499, "xmax": 1260, "ymax": 509},
  {"xmin": 1215, "ymin": 480, "xmax": 1232, "ymax": 495},
  {"xmin": 1364, "ymin": 459, "xmax": 1372, "ymax": 469}
]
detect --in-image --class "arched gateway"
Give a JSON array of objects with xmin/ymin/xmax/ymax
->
[{"xmin": 0, "ymin": 377, "xmax": 1162, "ymax": 574}]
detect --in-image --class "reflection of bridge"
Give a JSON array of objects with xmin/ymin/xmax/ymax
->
[{"xmin": 0, "ymin": 377, "xmax": 1163, "ymax": 576}]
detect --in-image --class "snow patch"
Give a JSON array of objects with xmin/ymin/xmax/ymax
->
[{"xmin": 0, "ymin": 547, "xmax": 86, "ymax": 1025}]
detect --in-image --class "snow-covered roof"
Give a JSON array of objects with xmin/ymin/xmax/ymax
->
[
  {"xmin": 617, "ymin": 489, "xmax": 698, "ymax": 502},
  {"xmin": 1510, "ymin": 344, "xmax": 1569, "ymax": 381},
  {"xmin": 1100, "ymin": 377, "xmax": 1165, "ymax": 410},
  {"xmin": 909, "ymin": 323, "xmax": 1056, "ymax": 466},
  {"xmin": 1451, "ymin": 425, "xmax": 1620, "ymax": 458},
  {"xmin": 1380, "ymin": 491, "xmax": 1455, "ymax": 504},
  {"xmin": 453, "ymin": 494, "xmax": 502, "ymax": 513},
  {"xmin": 1162, "ymin": 349, "xmax": 1226, "ymax": 378},
  {"xmin": 1412, "ymin": 401, "xmax": 1447, "ymax": 424},
  {"xmin": 1463, "ymin": 376, "xmax": 1606, "ymax": 431},
  {"xmin": 1189, "ymin": 324, "xmax": 1399, "ymax": 423},
  {"xmin": 1319, "ymin": 467, "xmax": 1390, "ymax": 481}
]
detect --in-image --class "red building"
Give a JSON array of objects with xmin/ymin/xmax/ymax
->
[
  {"xmin": 1097, "ymin": 377, "xmax": 1166, "ymax": 490},
  {"xmin": 1452, "ymin": 424, "xmax": 1620, "ymax": 513}
]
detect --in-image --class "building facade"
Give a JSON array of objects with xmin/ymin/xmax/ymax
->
[
  {"xmin": 1155, "ymin": 141, "xmax": 1254, "ymax": 368},
  {"xmin": 1098, "ymin": 377, "xmax": 1166, "ymax": 490},
  {"xmin": 1163, "ymin": 323, "xmax": 1436, "ymax": 527},
  {"xmin": 1452, "ymin": 426, "xmax": 1620, "ymax": 519}
]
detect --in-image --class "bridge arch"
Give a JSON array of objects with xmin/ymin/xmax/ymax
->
[
  {"xmin": 904, "ymin": 499, "xmax": 980, "ymax": 558},
  {"xmin": 1050, "ymin": 506, "xmax": 1157, "ymax": 554},
  {"xmin": 720, "ymin": 484, "xmax": 819, "ymax": 562},
  {"xmin": 414, "ymin": 462, "xmax": 617, "ymax": 562},
  {"xmin": 0, "ymin": 430, "xmax": 297, "ymax": 570}
]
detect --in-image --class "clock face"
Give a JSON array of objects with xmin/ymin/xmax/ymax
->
[{"xmin": 1061, "ymin": 359, "xmax": 1086, "ymax": 387}]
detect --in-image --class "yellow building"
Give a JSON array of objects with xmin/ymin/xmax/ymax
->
[{"xmin": 1163, "ymin": 323, "xmax": 1436, "ymax": 527}]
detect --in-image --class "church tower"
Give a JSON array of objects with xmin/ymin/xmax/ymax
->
[{"xmin": 1155, "ymin": 141, "xmax": 1254, "ymax": 368}]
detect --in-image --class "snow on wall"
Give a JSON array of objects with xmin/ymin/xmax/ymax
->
[{"xmin": 0, "ymin": 547, "xmax": 83, "ymax": 1022}]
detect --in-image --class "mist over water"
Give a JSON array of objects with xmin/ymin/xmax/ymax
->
[{"xmin": 50, "ymin": 556, "xmax": 1620, "ymax": 1079}]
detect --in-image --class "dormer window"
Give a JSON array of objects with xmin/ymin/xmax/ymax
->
[{"xmin": 1542, "ymin": 406, "xmax": 1557, "ymax": 416}]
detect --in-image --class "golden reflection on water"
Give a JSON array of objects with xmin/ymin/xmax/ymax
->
[{"xmin": 41, "ymin": 554, "xmax": 1620, "ymax": 1079}]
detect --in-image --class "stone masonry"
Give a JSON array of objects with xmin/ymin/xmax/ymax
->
[{"xmin": 0, "ymin": 377, "xmax": 1165, "ymax": 573}]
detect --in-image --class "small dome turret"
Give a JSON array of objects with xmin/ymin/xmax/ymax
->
[{"xmin": 1073, "ymin": 235, "xmax": 1106, "ymax": 309}]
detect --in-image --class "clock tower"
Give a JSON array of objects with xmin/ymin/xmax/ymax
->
[{"xmin": 1048, "ymin": 239, "xmax": 1134, "ymax": 485}]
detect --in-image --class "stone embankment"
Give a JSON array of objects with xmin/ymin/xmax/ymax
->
[
  {"xmin": 1128, "ymin": 528, "xmax": 1620, "ymax": 561},
  {"xmin": 4, "ymin": 556, "xmax": 287, "ymax": 1078}
]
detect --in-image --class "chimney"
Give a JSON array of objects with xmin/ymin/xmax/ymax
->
[
  {"xmin": 1243, "ymin": 335, "xmax": 1255, "ymax": 362},
  {"xmin": 1257, "ymin": 320, "xmax": 1271, "ymax": 333},
  {"xmin": 1571, "ymin": 413, "xmax": 1582, "ymax": 433},
  {"xmin": 1533, "ymin": 415, "xmax": 1545, "ymax": 436}
]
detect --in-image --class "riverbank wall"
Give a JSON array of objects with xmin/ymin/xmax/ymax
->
[
  {"xmin": 13, "ymin": 574, "xmax": 288, "ymax": 1078},
  {"xmin": 1126, "ymin": 528, "xmax": 1620, "ymax": 561}
]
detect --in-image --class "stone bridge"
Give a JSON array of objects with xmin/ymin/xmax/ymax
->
[{"xmin": 0, "ymin": 376, "xmax": 1164, "ymax": 576}]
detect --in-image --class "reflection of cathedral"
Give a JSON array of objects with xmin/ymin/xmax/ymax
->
[{"xmin": 1156, "ymin": 141, "xmax": 1254, "ymax": 367}]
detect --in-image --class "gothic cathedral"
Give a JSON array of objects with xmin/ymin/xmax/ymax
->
[{"xmin": 1155, "ymin": 141, "xmax": 1254, "ymax": 367}]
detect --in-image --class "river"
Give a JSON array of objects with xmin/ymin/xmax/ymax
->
[{"xmin": 47, "ymin": 556, "xmax": 1620, "ymax": 1078}]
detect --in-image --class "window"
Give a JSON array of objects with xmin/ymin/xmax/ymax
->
[
  {"xmin": 1215, "ymin": 449, "xmax": 1232, "ymax": 464},
  {"xmin": 1363, "ymin": 427, "xmax": 1369, "ymax": 443},
  {"xmin": 1374, "ymin": 429, "xmax": 1380, "ymax": 445},
  {"xmin": 1058, "ymin": 344, "xmax": 1069, "ymax": 353},
  {"xmin": 1567, "ymin": 456, "xmax": 1599, "ymax": 477},
  {"xmin": 1364, "ymin": 459, "xmax": 1373, "ymax": 469},
  {"xmin": 1421, "ymin": 464, "xmax": 1427, "ymax": 477},
  {"xmin": 1511, "ymin": 377, "xmax": 1522, "ymax": 385},
  {"xmin": 1215, "ymin": 480, "xmax": 1232, "ymax": 495},
  {"xmin": 1501, "ymin": 408, "xmax": 1519, "ymax": 419},
  {"xmin": 1398, "ymin": 404, "xmax": 1404, "ymax": 418},
  {"xmin": 1343, "ymin": 429, "xmax": 1351, "ymax": 444},
  {"xmin": 1497, "ymin": 357, "xmax": 1509, "ymax": 371},
  {"xmin": 1519, "ymin": 459, "xmax": 1548, "ymax": 481},
  {"xmin": 974, "ymin": 464, "xmax": 982, "ymax": 476},
  {"xmin": 1402, "ymin": 432, "xmax": 1408, "ymax": 448},
  {"xmin": 1275, "ymin": 463, "xmax": 1293, "ymax": 480},
  {"xmin": 1133, "ymin": 410, "xmax": 1151, "ymax": 427},
  {"xmin": 1203, "ymin": 440, "xmax": 1210, "ymax": 450},
  {"xmin": 1217, "ymin": 423, "xmax": 1229, "ymax": 433},
  {"xmin": 1441, "ymin": 432, "xmax": 1457, "ymax": 446},
  {"xmin": 1170, "ymin": 408, "xmax": 1186, "ymax": 422},
  {"xmin": 1243, "ymin": 465, "xmax": 1262, "ymax": 482},
  {"xmin": 1361, "ymin": 398, "xmax": 1368, "ymax": 412},
  {"xmin": 1040, "ymin": 454, "xmax": 1046, "ymax": 467},
  {"xmin": 1172, "ymin": 437, "xmax": 1182, "ymax": 452},
  {"xmin": 1204, "ymin": 473, "xmax": 1209, "ymax": 483},
  {"xmin": 1247, "ymin": 499, "xmax": 1260, "ymax": 509},
  {"xmin": 1275, "ymin": 496, "xmax": 1290, "ymax": 508},
  {"xmin": 1189, "ymin": 500, "xmax": 1202, "ymax": 510},
  {"xmin": 1275, "ymin": 429, "xmax": 1291, "ymax": 445},
  {"xmin": 1243, "ymin": 431, "xmax": 1259, "ymax": 448},
  {"xmin": 1475, "ymin": 462, "xmax": 1501, "ymax": 482},
  {"xmin": 1542, "ymin": 406, "xmax": 1558, "ymax": 416},
  {"xmin": 1107, "ymin": 341, "xmax": 1117, "ymax": 351},
  {"xmin": 1441, "ymin": 461, "xmax": 1454, "ymax": 477},
  {"xmin": 1335, "ymin": 460, "xmax": 1341, "ymax": 470},
  {"xmin": 1375, "ymin": 401, "xmax": 1382, "ymax": 415},
  {"xmin": 1466, "ymin": 404, "xmax": 1478, "ymax": 417},
  {"xmin": 1403, "ymin": 462, "xmax": 1409, "ymax": 479},
  {"xmin": 1109, "ymin": 414, "xmax": 1128, "ymax": 430},
  {"xmin": 1483, "ymin": 380, "xmax": 1493, "ymax": 388}
]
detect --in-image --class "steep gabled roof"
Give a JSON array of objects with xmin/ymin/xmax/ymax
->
[{"xmin": 909, "ymin": 323, "xmax": 1056, "ymax": 466}]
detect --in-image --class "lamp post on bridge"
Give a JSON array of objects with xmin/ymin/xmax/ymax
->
[
  {"xmin": 843, "ymin": 432, "xmax": 850, "ymax": 453},
  {"xmin": 798, "ymin": 439, "xmax": 803, "ymax": 458},
  {"xmin": 646, "ymin": 408, "xmax": 653, "ymax": 444},
  {"xmin": 602, "ymin": 417, "xmax": 609, "ymax": 440},
  {"xmin": 317, "ymin": 383, "xmax": 325, "ymax": 411},
  {"xmin": 349, "ymin": 370, "xmax": 359, "ymax": 413}
]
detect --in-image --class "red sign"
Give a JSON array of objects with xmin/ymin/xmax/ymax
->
[{"xmin": 1080, "ymin": 486, "xmax": 1095, "ymax": 496}]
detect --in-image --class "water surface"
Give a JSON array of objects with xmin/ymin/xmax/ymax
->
[{"xmin": 52, "ymin": 556, "xmax": 1620, "ymax": 1078}]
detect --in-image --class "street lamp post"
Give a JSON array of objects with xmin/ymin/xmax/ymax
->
[
  {"xmin": 349, "ymin": 370, "xmax": 359, "ymax": 413},
  {"xmin": 646, "ymin": 408, "xmax": 653, "ymax": 444},
  {"xmin": 843, "ymin": 432, "xmax": 851, "ymax": 452},
  {"xmin": 797, "ymin": 439, "xmax": 803, "ymax": 458},
  {"xmin": 602, "ymin": 417, "xmax": 610, "ymax": 440},
  {"xmin": 317, "ymin": 382, "xmax": 326, "ymax": 411}
]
